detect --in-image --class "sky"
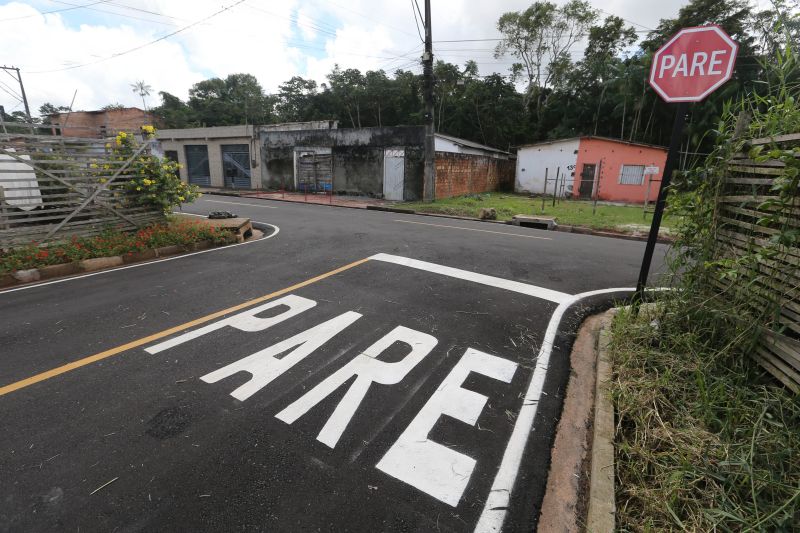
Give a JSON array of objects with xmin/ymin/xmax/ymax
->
[{"xmin": 0, "ymin": 0, "xmax": 690, "ymax": 116}]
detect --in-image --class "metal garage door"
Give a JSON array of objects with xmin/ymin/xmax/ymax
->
[
  {"xmin": 383, "ymin": 149, "xmax": 405, "ymax": 201},
  {"xmin": 221, "ymin": 144, "xmax": 252, "ymax": 189},
  {"xmin": 185, "ymin": 145, "xmax": 211, "ymax": 186}
]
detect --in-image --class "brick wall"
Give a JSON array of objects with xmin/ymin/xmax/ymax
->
[
  {"xmin": 434, "ymin": 152, "xmax": 514, "ymax": 199},
  {"xmin": 51, "ymin": 108, "xmax": 159, "ymax": 138}
]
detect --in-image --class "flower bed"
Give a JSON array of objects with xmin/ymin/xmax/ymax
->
[{"xmin": 0, "ymin": 219, "xmax": 237, "ymax": 275}]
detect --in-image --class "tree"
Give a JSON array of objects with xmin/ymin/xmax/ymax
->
[
  {"xmin": 274, "ymin": 76, "xmax": 319, "ymax": 122},
  {"xmin": 151, "ymin": 92, "xmax": 197, "ymax": 129},
  {"xmin": 495, "ymin": 1, "xmax": 597, "ymax": 115},
  {"xmin": 188, "ymin": 74, "xmax": 272, "ymax": 126},
  {"xmin": 130, "ymin": 81, "xmax": 152, "ymax": 111}
]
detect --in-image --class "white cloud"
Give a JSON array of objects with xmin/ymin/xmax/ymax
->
[{"xmin": 0, "ymin": 0, "xmax": 689, "ymax": 116}]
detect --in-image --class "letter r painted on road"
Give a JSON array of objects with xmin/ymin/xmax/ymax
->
[
  {"xmin": 275, "ymin": 326, "xmax": 438, "ymax": 448},
  {"xmin": 145, "ymin": 295, "xmax": 317, "ymax": 354},
  {"xmin": 376, "ymin": 348, "xmax": 518, "ymax": 507}
]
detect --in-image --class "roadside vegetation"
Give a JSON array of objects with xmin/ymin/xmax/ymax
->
[
  {"xmin": 609, "ymin": 44, "xmax": 800, "ymax": 531},
  {"xmin": 0, "ymin": 218, "xmax": 236, "ymax": 274},
  {"xmin": 398, "ymin": 193, "xmax": 675, "ymax": 233}
]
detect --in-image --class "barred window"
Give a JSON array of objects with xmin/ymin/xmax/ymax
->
[{"xmin": 619, "ymin": 164, "xmax": 645, "ymax": 185}]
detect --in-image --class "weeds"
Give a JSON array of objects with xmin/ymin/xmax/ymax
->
[{"xmin": 609, "ymin": 40, "xmax": 799, "ymax": 532}]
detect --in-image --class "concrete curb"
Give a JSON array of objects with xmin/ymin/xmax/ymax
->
[
  {"xmin": 537, "ymin": 309, "xmax": 616, "ymax": 533},
  {"xmin": 1, "ymin": 239, "xmax": 221, "ymax": 289},
  {"xmin": 200, "ymin": 192, "xmax": 673, "ymax": 242},
  {"xmin": 587, "ymin": 316, "xmax": 616, "ymax": 532}
]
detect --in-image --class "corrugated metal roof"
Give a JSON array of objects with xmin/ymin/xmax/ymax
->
[
  {"xmin": 435, "ymin": 132, "xmax": 510, "ymax": 154},
  {"xmin": 517, "ymin": 135, "xmax": 667, "ymax": 151}
]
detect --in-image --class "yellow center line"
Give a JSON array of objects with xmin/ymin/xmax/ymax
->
[
  {"xmin": 393, "ymin": 219, "xmax": 552, "ymax": 240},
  {"xmin": 0, "ymin": 257, "xmax": 371, "ymax": 397}
]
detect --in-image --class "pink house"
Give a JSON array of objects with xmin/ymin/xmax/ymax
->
[{"xmin": 515, "ymin": 136, "xmax": 668, "ymax": 204}]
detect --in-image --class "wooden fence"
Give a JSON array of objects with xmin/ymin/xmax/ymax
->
[
  {"xmin": 0, "ymin": 124, "xmax": 164, "ymax": 248},
  {"xmin": 714, "ymin": 132, "xmax": 800, "ymax": 392}
]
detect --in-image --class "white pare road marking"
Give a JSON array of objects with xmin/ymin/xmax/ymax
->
[
  {"xmin": 393, "ymin": 219, "xmax": 552, "ymax": 241},
  {"xmin": 377, "ymin": 348, "xmax": 518, "ymax": 507},
  {"xmin": 370, "ymin": 253, "xmax": 570, "ymax": 304},
  {"xmin": 146, "ymin": 294, "xmax": 316, "ymax": 354},
  {"xmin": 473, "ymin": 286, "xmax": 635, "ymax": 533},
  {"xmin": 275, "ymin": 326, "xmax": 438, "ymax": 448},
  {"xmin": 203, "ymin": 199, "xmax": 278, "ymax": 209},
  {"xmin": 201, "ymin": 311, "xmax": 362, "ymax": 401}
]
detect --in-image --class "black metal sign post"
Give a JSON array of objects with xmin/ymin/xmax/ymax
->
[{"xmin": 634, "ymin": 101, "xmax": 688, "ymax": 302}]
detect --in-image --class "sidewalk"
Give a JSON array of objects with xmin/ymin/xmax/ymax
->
[{"xmin": 200, "ymin": 188, "xmax": 387, "ymax": 209}]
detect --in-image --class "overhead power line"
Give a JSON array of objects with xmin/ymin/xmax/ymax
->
[
  {"xmin": 27, "ymin": 0, "xmax": 247, "ymax": 74},
  {"xmin": 0, "ymin": 0, "xmax": 111, "ymax": 22},
  {"xmin": 410, "ymin": 0, "xmax": 424, "ymax": 43},
  {"xmin": 48, "ymin": 0, "xmax": 180, "ymax": 26}
]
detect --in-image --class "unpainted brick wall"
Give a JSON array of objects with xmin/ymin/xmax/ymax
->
[{"xmin": 434, "ymin": 152, "xmax": 514, "ymax": 199}]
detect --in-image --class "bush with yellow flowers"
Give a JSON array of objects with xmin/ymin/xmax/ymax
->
[{"xmin": 111, "ymin": 126, "xmax": 201, "ymax": 213}]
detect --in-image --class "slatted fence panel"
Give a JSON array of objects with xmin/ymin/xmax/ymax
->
[
  {"xmin": 714, "ymin": 133, "xmax": 800, "ymax": 391},
  {"xmin": 0, "ymin": 127, "xmax": 165, "ymax": 247}
]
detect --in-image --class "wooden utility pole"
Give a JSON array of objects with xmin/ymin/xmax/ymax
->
[
  {"xmin": 1, "ymin": 66, "xmax": 34, "ymax": 133},
  {"xmin": 422, "ymin": 0, "xmax": 436, "ymax": 202}
]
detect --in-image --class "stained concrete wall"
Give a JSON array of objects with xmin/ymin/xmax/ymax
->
[{"xmin": 259, "ymin": 126, "xmax": 425, "ymax": 200}]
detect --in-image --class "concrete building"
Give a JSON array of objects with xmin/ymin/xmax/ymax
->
[
  {"xmin": 156, "ymin": 121, "xmax": 336, "ymax": 190},
  {"xmin": 49, "ymin": 107, "xmax": 157, "ymax": 138},
  {"xmin": 157, "ymin": 123, "xmax": 513, "ymax": 201},
  {"xmin": 260, "ymin": 126, "xmax": 425, "ymax": 201},
  {"xmin": 516, "ymin": 136, "xmax": 668, "ymax": 203}
]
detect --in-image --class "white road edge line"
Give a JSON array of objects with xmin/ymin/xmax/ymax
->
[
  {"xmin": 202, "ymin": 199, "xmax": 278, "ymax": 209},
  {"xmin": 393, "ymin": 219, "xmax": 552, "ymax": 240},
  {"xmin": 369, "ymin": 253, "xmax": 570, "ymax": 304},
  {"xmin": 0, "ymin": 219, "xmax": 280, "ymax": 295},
  {"xmin": 473, "ymin": 286, "xmax": 635, "ymax": 533}
]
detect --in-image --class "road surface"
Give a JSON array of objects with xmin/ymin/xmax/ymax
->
[{"xmin": 0, "ymin": 196, "xmax": 667, "ymax": 532}]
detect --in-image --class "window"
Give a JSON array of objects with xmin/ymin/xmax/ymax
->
[{"xmin": 619, "ymin": 164, "xmax": 645, "ymax": 185}]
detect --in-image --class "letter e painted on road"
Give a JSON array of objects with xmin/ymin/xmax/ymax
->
[
  {"xmin": 275, "ymin": 326, "xmax": 437, "ymax": 448},
  {"xmin": 376, "ymin": 348, "xmax": 517, "ymax": 507},
  {"xmin": 200, "ymin": 311, "xmax": 362, "ymax": 401},
  {"xmin": 146, "ymin": 295, "xmax": 317, "ymax": 354}
]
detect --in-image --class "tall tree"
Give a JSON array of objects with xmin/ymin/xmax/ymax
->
[{"xmin": 130, "ymin": 80, "xmax": 152, "ymax": 111}]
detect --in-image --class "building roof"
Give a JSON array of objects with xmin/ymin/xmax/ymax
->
[
  {"xmin": 435, "ymin": 132, "xmax": 510, "ymax": 155},
  {"xmin": 157, "ymin": 125, "xmax": 255, "ymax": 140},
  {"xmin": 517, "ymin": 135, "xmax": 667, "ymax": 151},
  {"xmin": 48, "ymin": 107, "xmax": 147, "ymax": 117}
]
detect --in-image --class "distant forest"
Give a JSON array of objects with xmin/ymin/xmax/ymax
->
[{"xmin": 17, "ymin": 0, "xmax": 798, "ymax": 155}]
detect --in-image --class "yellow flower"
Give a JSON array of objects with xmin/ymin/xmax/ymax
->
[
  {"xmin": 103, "ymin": 164, "xmax": 110, "ymax": 170},
  {"xmin": 105, "ymin": 143, "xmax": 111, "ymax": 149},
  {"xmin": 142, "ymin": 178, "xmax": 153, "ymax": 186},
  {"xmin": 99, "ymin": 178, "xmax": 107, "ymax": 184},
  {"xmin": 118, "ymin": 131, "xmax": 127, "ymax": 139},
  {"xmin": 178, "ymin": 196, "xmax": 185, "ymax": 202},
  {"xmin": 89, "ymin": 163, "xmax": 98, "ymax": 169},
  {"xmin": 115, "ymin": 139, "xmax": 122, "ymax": 146},
  {"xmin": 136, "ymin": 186, "xmax": 142, "ymax": 191}
]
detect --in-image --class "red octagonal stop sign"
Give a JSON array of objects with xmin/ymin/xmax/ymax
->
[{"xmin": 649, "ymin": 25, "xmax": 738, "ymax": 102}]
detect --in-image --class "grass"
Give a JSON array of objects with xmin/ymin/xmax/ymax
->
[
  {"xmin": 396, "ymin": 192, "xmax": 675, "ymax": 234},
  {"xmin": 608, "ymin": 298, "xmax": 800, "ymax": 531}
]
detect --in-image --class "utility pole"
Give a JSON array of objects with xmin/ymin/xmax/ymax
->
[
  {"xmin": 422, "ymin": 0, "xmax": 435, "ymax": 202},
  {"xmin": 1, "ymin": 66, "xmax": 35, "ymax": 133}
]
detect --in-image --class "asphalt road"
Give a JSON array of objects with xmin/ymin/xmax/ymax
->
[{"xmin": 0, "ymin": 196, "xmax": 667, "ymax": 532}]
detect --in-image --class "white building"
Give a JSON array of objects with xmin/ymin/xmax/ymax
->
[{"xmin": 515, "ymin": 138, "xmax": 580, "ymax": 194}]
